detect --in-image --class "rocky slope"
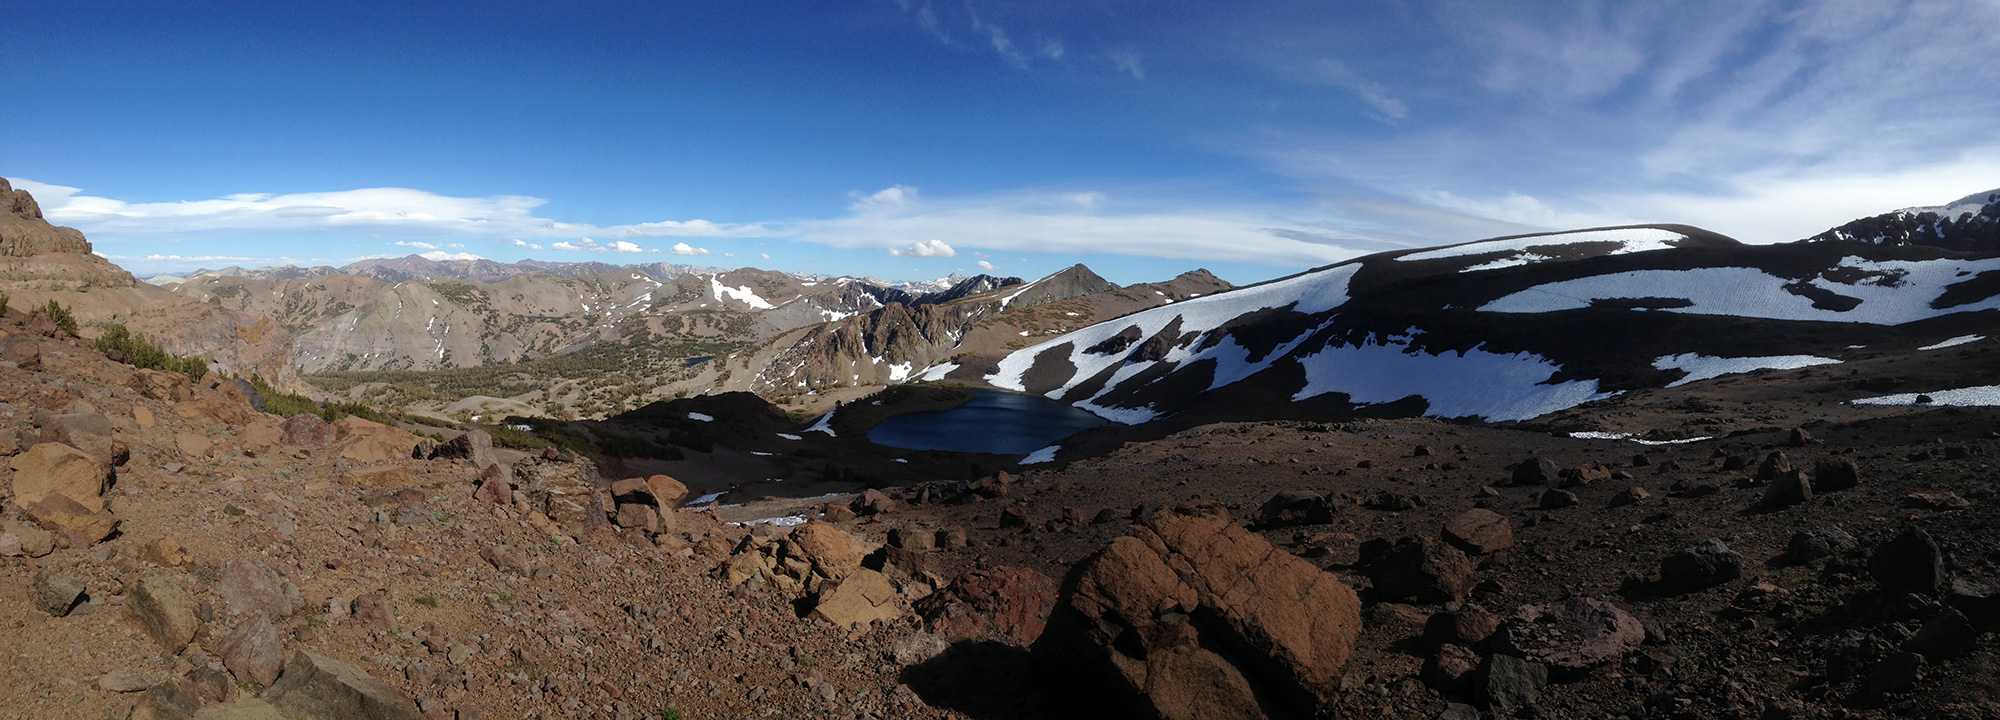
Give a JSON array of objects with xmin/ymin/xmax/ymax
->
[
  {"xmin": 1808, "ymin": 188, "xmax": 2000, "ymax": 251},
  {"xmin": 0, "ymin": 181, "xmax": 305, "ymax": 392},
  {"xmin": 985, "ymin": 221, "xmax": 2000, "ymax": 443}
]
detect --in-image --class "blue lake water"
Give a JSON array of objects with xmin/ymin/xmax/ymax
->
[{"xmin": 866, "ymin": 389, "xmax": 1110, "ymax": 455}]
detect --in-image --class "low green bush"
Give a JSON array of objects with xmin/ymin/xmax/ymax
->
[
  {"xmin": 94, "ymin": 323, "xmax": 209, "ymax": 379},
  {"xmin": 30, "ymin": 299, "xmax": 79, "ymax": 337}
]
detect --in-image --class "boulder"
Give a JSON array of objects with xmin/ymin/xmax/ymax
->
[
  {"xmin": 1870, "ymin": 525, "xmax": 1945, "ymax": 596},
  {"xmin": 280, "ymin": 413, "xmax": 332, "ymax": 449},
  {"xmin": 911, "ymin": 564, "xmax": 1058, "ymax": 645},
  {"xmin": 238, "ymin": 421, "xmax": 284, "ymax": 456},
  {"xmin": 224, "ymin": 378, "xmax": 266, "ymax": 412},
  {"xmin": 1033, "ymin": 512, "xmax": 1362, "ymax": 720},
  {"xmin": 888, "ymin": 526, "xmax": 936, "ymax": 552},
  {"xmin": 172, "ymin": 396, "xmax": 260, "ymax": 427},
  {"xmin": 1757, "ymin": 469, "xmax": 1812, "ymax": 510},
  {"xmin": 1904, "ymin": 607, "xmax": 1978, "ymax": 661},
  {"xmin": 4, "ymin": 518, "xmax": 55, "ymax": 557},
  {"xmin": 129, "ymin": 369, "xmax": 192, "ymax": 402},
  {"xmin": 1561, "ymin": 462, "xmax": 1611, "ymax": 487},
  {"xmin": 139, "ymin": 537, "xmax": 193, "ymax": 567},
  {"xmin": 790, "ymin": 522, "xmax": 868, "ymax": 581},
  {"xmin": 1538, "ymin": 488, "xmax": 1579, "ymax": 509},
  {"xmin": 1422, "ymin": 644, "xmax": 1481, "ymax": 694},
  {"xmin": 1425, "ymin": 609, "xmax": 1503, "ymax": 648},
  {"xmin": 259, "ymin": 651, "xmax": 420, "ymax": 720},
  {"xmin": 1480, "ymin": 654, "xmax": 1548, "ymax": 714},
  {"xmin": 1511, "ymin": 457, "xmax": 1561, "ymax": 485},
  {"xmin": 219, "ymin": 614, "xmax": 285, "ymax": 687},
  {"xmin": 128, "ymin": 574, "xmax": 201, "ymax": 653},
  {"xmin": 1661, "ymin": 539, "xmax": 1742, "ymax": 591},
  {"xmin": 473, "ymin": 475, "xmax": 512, "ymax": 505},
  {"xmin": 857, "ymin": 488, "xmax": 897, "ymax": 515},
  {"xmin": 1494, "ymin": 596, "xmax": 1644, "ymax": 677},
  {"xmin": 1813, "ymin": 457, "xmax": 1861, "ymax": 491},
  {"xmin": 1368, "ymin": 535, "xmax": 1474, "ymax": 604},
  {"xmin": 429, "ymin": 429, "xmax": 496, "ymax": 471},
  {"xmin": 0, "ymin": 336, "xmax": 42, "ymax": 370},
  {"xmin": 1441, "ymin": 509, "xmax": 1514, "ymax": 555},
  {"xmin": 1255, "ymin": 490, "xmax": 1335, "ymax": 528},
  {"xmin": 479, "ymin": 544, "xmax": 532, "ymax": 575},
  {"xmin": 1786, "ymin": 526, "xmax": 1857, "ymax": 564},
  {"xmin": 614, "ymin": 503, "xmax": 660, "ymax": 534},
  {"xmin": 216, "ymin": 558, "xmax": 303, "ymax": 618},
  {"xmin": 9, "ymin": 442, "xmax": 110, "ymax": 512},
  {"xmin": 38, "ymin": 413, "xmax": 117, "ymax": 465},
  {"xmin": 330, "ymin": 416, "xmax": 420, "ymax": 464},
  {"xmin": 176, "ymin": 431, "xmax": 215, "ymax": 459},
  {"xmin": 810, "ymin": 569, "xmax": 904, "ymax": 628},
  {"xmin": 646, "ymin": 474, "xmax": 689, "ymax": 508},
  {"xmin": 351, "ymin": 589, "xmax": 396, "ymax": 632},
  {"xmin": 33, "ymin": 570, "xmax": 87, "ymax": 616},
  {"xmin": 24, "ymin": 493, "xmax": 122, "ymax": 543},
  {"xmin": 1756, "ymin": 451, "xmax": 1792, "ymax": 481}
]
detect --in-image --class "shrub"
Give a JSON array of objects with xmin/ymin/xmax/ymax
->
[
  {"xmin": 29, "ymin": 299, "xmax": 78, "ymax": 336},
  {"xmin": 319, "ymin": 400, "xmax": 390, "ymax": 425},
  {"xmin": 0, "ymin": 290, "xmax": 9, "ymax": 316},
  {"xmin": 487, "ymin": 425, "xmax": 550, "ymax": 450},
  {"xmin": 247, "ymin": 374, "xmax": 319, "ymax": 418},
  {"xmin": 94, "ymin": 323, "xmax": 209, "ymax": 379}
]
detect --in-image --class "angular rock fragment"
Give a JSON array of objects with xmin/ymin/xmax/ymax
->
[
  {"xmin": 1661, "ymin": 539, "xmax": 1742, "ymax": 591},
  {"xmin": 1441, "ymin": 509, "xmax": 1513, "ymax": 555},
  {"xmin": 260, "ymin": 651, "xmax": 420, "ymax": 720},
  {"xmin": 128, "ymin": 574, "xmax": 201, "ymax": 653}
]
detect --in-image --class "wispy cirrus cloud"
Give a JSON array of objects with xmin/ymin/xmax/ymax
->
[{"xmin": 7, "ymin": 180, "xmax": 780, "ymax": 241}]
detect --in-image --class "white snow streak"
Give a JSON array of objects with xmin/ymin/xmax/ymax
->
[{"xmin": 1653, "ymin": 353, "xmax": 1841, "ymax": 388}]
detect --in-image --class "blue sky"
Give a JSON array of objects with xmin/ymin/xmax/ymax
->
[{"xmin": 5, "ymin": 0, "xmax": 1998, "ymax": 284}]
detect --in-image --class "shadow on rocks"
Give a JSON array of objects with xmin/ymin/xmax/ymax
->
[{"xmin": 900, "ymin": 640, "xmax": 1048, "ymax": 720}]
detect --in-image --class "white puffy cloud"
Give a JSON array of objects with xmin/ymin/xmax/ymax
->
[
  {"xmin": 887, "ymin": 239, "xmax": 957, "ymax": 258},
  {"xmin": 608, "ymin": 240, "xmax": 645, "ymax": 253},
  {"xmin": 419, "ymin": 251, "xmax": 483, "ymax": 261},
  {"xmin": 510, "ymin": 239, "xmax": 542, "ymax": 250},
  {"xmin": 553, "ymin": 237, "xmax": 652, "ymax": 253},
  {"xmin": 393, "ymin": 240, "xmax": 440, "ymax": 249},
  {"xmin": 670, "ymin": 242, "xmax": 711, "ymax": 256},
  {"xmin": 976, "ymin": 260, "xmax": 998, "ymax": 270}
]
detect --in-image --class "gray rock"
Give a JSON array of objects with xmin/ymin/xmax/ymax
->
[
  {"xmin": 39, "ymin": 413, "xmax": 116, "ymax": 465},
  {"xmin": 6, "ymin": 519, "xmax": 55, "ymax": 557},
  {"xmin": 1480, "ymin": 654, "xmax": 1547, "ymax": 713},
  {"xmin": 191, "ymin": 697, "xmax": 287, "ymax": 719},
  {"xmin": 479, "ymin": 544, "xmax": 531, "ymax": 575},
  {"xmin": 220, "ymin": 615, "xmax": 286, "ymax": 688},
  {"xmin": 217, "ymin": 558, "xmax": 304, "ymax": 618},
  {"xmin": 1661, "ymin": 539, "xmax": 1741, "ymax": 591},
  {"xmin": 1786, "ymin": 526, "xmax": 1857, "ymax": 564},
  {"xmin": 260, "ymin": 651, "xmax": 420, "ymax": 720},
  {"xmin": 97, "ymin": 669, "xmax": 150, "ymax": 692},
  {"xmin": 351, "ymin": 589, "xmax": 396, "ymax": 632},
  {"xmin": 1511, "ymin": 457, "xmax": 1561, "ymax": 485},
  {"xmin": 129, "ymin": 574, "xmax": 201, "ymax": 653},
  {"xmin": 32, "ymin": 569, "xmax": 86, "ymax": 616},
  {"xmin": 1866, "ymin": 651, "xmax": 1923, "ymax": 695},
  {"xmin": 1903, "ymin": 607, "xmax": 1978, "ymax": 661},
  {"xmin": 1757, "ymin": 468, "xmax": 1812, "ymax": 510}
]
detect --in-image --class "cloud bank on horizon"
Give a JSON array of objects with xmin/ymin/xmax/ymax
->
[{"xmin": 3, "ymin": 0, "xmax": 1996, "ymax": 281}]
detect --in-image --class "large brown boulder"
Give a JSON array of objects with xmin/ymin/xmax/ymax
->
[
  {"xmin": 281, "ymin": 413, "xmax": 332, "ymax": 448},
  {"xmin": 1033, "ymin": 512, "xmax": 1363, "ymax": 720},
  {"xmin": 259, "ymin": 651, "xmax": 420, "ymax": 719},
  {"xmin": 789, "ymin": 522, "xmax": 868, "ymax": 582},
  {"xmin": 10, "ymin": 442, "xmax": 110, "ymax": 512},
  {"xmin": 129, "ymin": 369, "xmax": 193, "ymax": 402},
  {"xmin": 330, "ymin": 416, "xmax": 421, "ymax": 464},
  {"xmin": 1367, "ymin": 535, "xmax": 1475, "ymax": 604},
  {"xmin": 23, "ymin": 493, "xmax": 121, "ymax": 543},
  {"xmin": 912, "ymin": 564, "xmax": 1059, "ymax": 645},
  {"xmin": 1441, "ymin": 509, "xmax": 1514, "ymax": 555},
  {"xmin": 37, "ymin": 413, "xmax": 118, "ymax": 465}
]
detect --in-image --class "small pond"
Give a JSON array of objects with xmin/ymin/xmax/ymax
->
[
  {"xmin": 684, "ymin": 355, "xmax": 714, "ymax": 368},
  {"xmin": 866, "ymin": 388, "xmax": 1110, "ymax": 455}
]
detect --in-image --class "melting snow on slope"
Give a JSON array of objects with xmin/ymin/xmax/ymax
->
[
  {"xmin": 1853, "ymin": 386, "xmax": 2000, "ymax": 406},
  {"xmin": 887, "ymin": 362, "xmax": 913, "ymax": 381},
  {"xmin": 1919, "ymin": 335, "xmax": 1984, "ymax": 350},
  {"xmin": 1568, "ymin": 431, "xmax": 1713, "ymax": 445},
  {"xmin": 1291, "ymin": 339, "xmax": 1613, "ymax": 422},
  {"xmin": 804, "ymin": 411, "xmax": 837, "ymax": 436},
  {"xmin": 1398, "ymin": 228, "xmax": 1685, "ymax": 264},
  {"xmin": 685, "ymin": 492, "xmax": 727, "ymax": 506},
  {"xmin": 687, "ymin": 412, "xmax": 714, "ymax": 422},
  {"xmin": 1020, "ymin": 445, "xmax": 1060, "ymax": 464},
  {"xmin": 776, "ymin": 433, "xmax": 803, "ymax": 440},
  {"xmin": 711, "ymin": 276, "xmax": 776, "ymax": 309},
  {"xmin": 1653, "ymin": 353, "xmax": 1841, "ymax": 388},
  {"xmin": 988, "ymin": 263, "xmax": 1362, "ymax": 409},
  {"xmin": 916, "ymin": 363, "xmax": 957, "ymax": 382},
  {"xmin": 1479, "ymin": 256, "xmax": 2000, "ymax": 324}
]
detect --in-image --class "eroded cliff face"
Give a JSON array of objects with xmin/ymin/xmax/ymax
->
[{"xmin": 0, "ymin": 179, "xmax": 306, "ymax": 392}]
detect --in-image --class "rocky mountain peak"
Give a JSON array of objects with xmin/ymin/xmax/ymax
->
[
  {"xmin": 1807, "ymin": 187, "xmax": 2000, "ymax": 251},
  {"xmin": 0, "ymin": 179, "xmax": 94, "ymax": 257}
]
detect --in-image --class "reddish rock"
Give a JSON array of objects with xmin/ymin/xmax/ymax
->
[
  {"xmin": 473, "ymin": 476, "xmax": 512, "ymax": 505},
  {"xmin": 912, "ymin": 564, "xmax": 1058, "ymax": 645},
  {"xmin": 216, "ymin": 558, "xmax": 303, "ymax": 618},
  {"xmin": 645, "ymin": 474, "xmax": 689, "ymax": 508},
  {"xmin": 10, "ymin": 442, "xmax": 110, "ymax": 512},
  {"xmin": 219, "ymin": 614, "xmax": 285, "ymax": 687},
  {"xmin": 1034, "ymin": 512, "xmax": 1362, "ymax": 719},
  {"xmin": 1441, "ymin": 509, "xmax": 1513, "ymax": 555},
  {"xmin": 1494, "ymin": 596, "xmax": 1645, "ymax": 678},
  {"xmin": 0, "ymin": 336, "xmax": 41, "ymax": 370},
  {"xmin": 281, "ymin": 413, "xmax": 332, "ymax": 449}
]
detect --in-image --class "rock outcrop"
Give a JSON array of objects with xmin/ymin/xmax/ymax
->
[{"xmin": 1034, "ymin": 510, "xmax": 1363, "ymax": 720}]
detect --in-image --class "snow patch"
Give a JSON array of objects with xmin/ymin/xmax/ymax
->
[
  {"xmin": 1399, "ymin": 227, "xmax": 1685, "ymax": 264},
  {"xmin": 711, "ymin": 276, "xmax": 776, "ymax": 309},
  {"xmin": 1853, "ymin": 386, "xmax": 2000, "ymax": 406},
  {"xmin": 687, "ymin": 412, "xmax": 714, "ymax": 422},
  {"xmin": 1653, "ymin": 353, "xmax": 1841, "ymax": 388},
  {"xmin": 804, "ymin": 411, "xmax": 837, "ymax": 436},
  {"xmin": 1291, "ymin": 339, "xmax": 1613, "ymax": 422},
  {"xmin": 686, "ymin": 492, "xmax": 727, "ymax": 506},
  {"xmin": 916, "ymin": 363, "xmax": 958, "ymax": 382},
  {"xmin": 887, "ymin": 362, "xmax": 914, "ymax": 381},
  {"xmin": 776, "ymin": 433, "xmax": 802, "ymax": 440},
  {"xmin": 1568, "ymin": 431, "xmax": 1713, "ymax": 445},
  {"xmin": 1020, "ymin": 445, "xmax": 1060, "ymax": 464},
  {"xmin": 1919, "ymin": 334, "xmax": 1983, "ymax": 350},
  {"xmin": 1479, "ymin": 256, "xmax": 2000, "ymax": 324}
]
